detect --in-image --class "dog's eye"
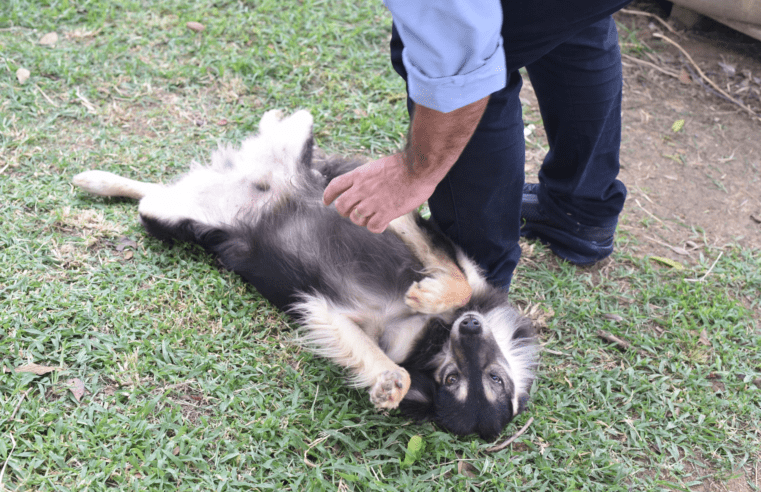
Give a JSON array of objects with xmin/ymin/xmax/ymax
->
[
  {"xmin": 444, "ymin": 374, "xmax": 458, "ymax": 386},
  {"xmin": 490, "ymin": 374, "xmax": 502, "ymax": 385}
]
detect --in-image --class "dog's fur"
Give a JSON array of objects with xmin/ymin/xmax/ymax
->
[{"xmin": 73, "ymin": 110, "xmax": 537, "ymax": 440}]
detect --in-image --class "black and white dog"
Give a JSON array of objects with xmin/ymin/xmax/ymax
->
[{"xmin": 73, "ymin": 110, "xmax": 537, "ymax": 440}]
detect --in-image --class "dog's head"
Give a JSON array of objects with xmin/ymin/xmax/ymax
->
[{"xmin": 400, "ymin": 302, "xmax": 537, "ymax": 441}]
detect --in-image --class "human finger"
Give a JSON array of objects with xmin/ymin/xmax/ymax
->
[
  {"xmin": 333, "ymin": 189, "xmax": 363, "ymax": 218},
  {"xmin": 366, "ymin": 213, "xmax": 390, "ymax": 234},
  {"xmin": 323, "ymin": 172, "xmax": 353, "ymax": 207},
  {"xmin": 350, "ymin": 207, "xmax": 373, "ymax": 228}
]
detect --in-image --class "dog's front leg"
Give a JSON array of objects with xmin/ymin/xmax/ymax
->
[
  {"xmin": 293, "ymin": 297, "xmax": 411, "ymax": 409},
  {"xmin": 388, "ymin": 214, "xmax": 472, "ymax": 314}
]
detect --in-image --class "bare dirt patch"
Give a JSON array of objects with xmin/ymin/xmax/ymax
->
[{"xmin": 522, "ymin": 2, "xmax": 761, "ymax": 268}]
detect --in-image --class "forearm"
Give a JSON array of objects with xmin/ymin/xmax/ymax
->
[{"xmin": 403, "ymin": 96, "xmax": 489, "ymax": 182}]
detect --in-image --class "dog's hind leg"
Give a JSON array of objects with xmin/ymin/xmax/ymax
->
[
  {"xmin": 387, "ymin": 213, "xmax": 473, "ymax": 314},
  {"xmin": 73, "ymin": 170, "xmax": 163, "ymax": 200},
  {"xmin": 293, "ymin": 296, "xmax": 411, "ymax": 409}
]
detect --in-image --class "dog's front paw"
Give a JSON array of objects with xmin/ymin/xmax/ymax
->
[
  {"xmin": 405, "ymin": 276, "xmax": 471, "ymax": 314},
  {"xmin": 405, "ymin": 277, "xmax": 449, "ymax": 314},
  {"xmin": 369, "ymin": 369, "xmax": 411, "ymax": 410}
]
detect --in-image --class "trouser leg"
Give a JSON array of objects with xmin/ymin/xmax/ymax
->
[{"xmin": 521, "ymin": 16, "xmax": 627, "ymax": 264}]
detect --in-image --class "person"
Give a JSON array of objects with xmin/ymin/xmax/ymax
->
[{"xmin": 323, "ymin": 0, "xmax": 631, "ymax": 292}]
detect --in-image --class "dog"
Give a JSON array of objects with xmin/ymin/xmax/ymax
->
[{"xmin": 72, "ymin": 109, "xmax": 537, "ymax": 440}]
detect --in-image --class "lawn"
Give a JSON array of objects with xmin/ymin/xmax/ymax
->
[{"xmin": 1, "ymin": 1, "xmax": 759, "ymax": 490}]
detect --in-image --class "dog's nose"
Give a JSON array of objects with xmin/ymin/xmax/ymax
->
[{"xmin": 458, "ymin": 316, "xmax": 482, "ymax": 335}]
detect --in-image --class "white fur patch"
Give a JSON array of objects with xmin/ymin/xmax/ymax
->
[
  {"xmin": 483, "ymin": 306, "xmax": 537, "ymax": 415},
  {"xmin": 137, "ymin": 110, "xmax": 314, "ymax": 228},
  {"xmin": 456, "ymin": 249, "xmax": 490, "ymax": 298}
]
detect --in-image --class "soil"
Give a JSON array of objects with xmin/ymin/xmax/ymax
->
[{"xmin": 521, "ymin": 1, "xmax": 761, "ymax": 267}]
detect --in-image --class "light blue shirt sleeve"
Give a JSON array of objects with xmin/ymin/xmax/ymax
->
[{"xmin": 384, "ymin": 0, "xmax": 506, "ymax": 113}]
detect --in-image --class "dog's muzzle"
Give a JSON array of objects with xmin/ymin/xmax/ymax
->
[{"xmin": 457, "ymin": 315, "xmax": 482, "ymax": 336}]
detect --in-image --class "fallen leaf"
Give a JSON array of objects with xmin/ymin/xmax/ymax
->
[
  {"xmin": 678, "ymin": 69, "xmax": 691, "ymax": 85},
  {"xmin": 698, "ymin": 328, "xmax": 710, "ymax": 346},
  {"xmin": 649, "ymin": 256, "xmax": 684, "ymax": 270},
  {"xmin": 186, "ymin": 21, "xmax": 205, "ymax": 32},
  {"xmin": 400, "ymin": 435, "xmax": 424, "ymax": 468},
  {"xmin": 123, "ymin": 250, "xmax": 134, "ymax": 260},
  {"xmin": 669, "ymin": 246, "xmax": 691, "ymax": 256},
  {"xmin": 15, "ymin": 364, "xmax": 60, "ymax": 375},
  {"xmin": 457, "ymin": 459, "xmax": 478, "ymax": 478},
  {"xmin": 16, "ymin": 68, "xmax": 30, "ymax": 84},
  {"xmin": 115, "ymin": 236, "xmax": 138, "ymax": 251},
  {"xmin": 603, "ymin": 313, "xmax": 624, "ymax": 322},
  {"xmin": 173, "ymin": 446, "xmax": 180, "ymax": 456},
  {"xmin": 66, "ymin": 378, "xmax": 86, "ymax": 402},
  {"xmin": 717, "ymin": 61, "xmax": 736, "ymax": 77},
  {"xmin": 39, "ymin": 32, "xmax": 59, "ymax": 46}
]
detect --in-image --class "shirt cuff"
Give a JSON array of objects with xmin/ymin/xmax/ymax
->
[{"xmin": 404, "ymin": 37, "xmax": 507, "ymax": 113}]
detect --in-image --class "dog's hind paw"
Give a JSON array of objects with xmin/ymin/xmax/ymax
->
[
  {"xmin": 405, "ymin": 276, "xmax": 471, "ymax": 314},
  {"xmin": 369, "ymin": 369, "xmax": 411, "ymax": 410}
]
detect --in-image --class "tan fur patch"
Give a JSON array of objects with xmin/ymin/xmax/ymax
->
[{"xmin": 388, "ymin": 214, "xmax": 472, "ymax": 314}]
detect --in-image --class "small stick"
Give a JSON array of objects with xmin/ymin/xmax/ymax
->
[
  {"xmin": 303, "ymin": 433, "xmax": 330, "ymax": 468},
  {"xmin": 35, "ymin": 84, "xmax": 59, "ymax": 107},
  {"xmin": 8, "ymin": 390, "xmax": 29, "ymax": 422},
  {"xmin": 619, "ymin": 8, "xmax": 679, "ymax": 35},
  {"xmin": 597, "ymin": 330, "xmax": 633, "ymax": 351},
  {"xmin": 635, "ymin": 199, "xmax": 670, "ymax": 230},
  {"xmin": 596, "ymin": 331, "xmax": 649, "ymax": 358},
  {"xmin": 653, "ymin": 33, "xmax": 759, "ymax": 119},
  {"xmin": 621, "ymin": 53, "xmax": 681, "ymax": 79},
  {"xmin": 485, "ymin": 416, "xmax": 534, "ymax": 453},
  {"xmin": 686, "ymin": 251, "xmax": 723, "ymax": 283}
]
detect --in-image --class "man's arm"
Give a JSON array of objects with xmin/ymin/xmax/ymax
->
[{"xmin": 323, "ymin": 95, "xmax": 489, "ymax": 233}]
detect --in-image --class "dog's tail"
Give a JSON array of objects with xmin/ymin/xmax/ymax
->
[{"xmin": 73, "ymin": 170, "xmax": 163, "ymax": 200}]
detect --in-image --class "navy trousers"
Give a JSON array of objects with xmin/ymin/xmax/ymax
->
[{"xmin": 390, "ymin": 12, "xmax": 628, "ymax": 291}]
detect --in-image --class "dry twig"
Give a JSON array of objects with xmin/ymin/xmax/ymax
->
[
  {"xmin": 303, "ymin": 432, "xmax": 330, "ymax": 468},
  {"xmin": 485, "ymin": 416, "xmax": 534, "ymax": 453},
  {"xmin": 686, "ymin": 251, "xmax": 723, "ymax": 283},
  {"xmin": 622, "ymin": 53, "xmax": 681, "ymax": 80},
  {"xmin": 619, "ymin": 8, "xmax": 679, "ymax": 35},
  {"xmin": 8, "ymin": 390, "xmax": 29, "ymax": 422},
  {"xmin": 652, "ymin": 33, "xmax": 759, "ymax": 119},
  {"xmin": 596, "ymin": 331, "xmax": 648, "ymax": 358}
]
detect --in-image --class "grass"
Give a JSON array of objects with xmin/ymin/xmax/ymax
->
[{"xmin": 1, "ymin": 1, "xmax": 760, "ymax": 490}]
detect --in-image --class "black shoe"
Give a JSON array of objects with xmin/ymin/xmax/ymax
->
[{"xmin": 521, "ymin": 183, "xmax": 616, "ymax": 265}]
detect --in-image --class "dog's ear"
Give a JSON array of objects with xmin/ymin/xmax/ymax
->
[
  {"xmin": 512, "ymin": 312, "xmax": 536, "ymax": 341},
  {"xmin": 398, "ymin": 371, "xmax": 436, "ymax": 421}
]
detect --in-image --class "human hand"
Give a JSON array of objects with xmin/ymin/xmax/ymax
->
[{"xmin": 322, "ymin": 153, "xmax": 438, "ymax": 233}]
